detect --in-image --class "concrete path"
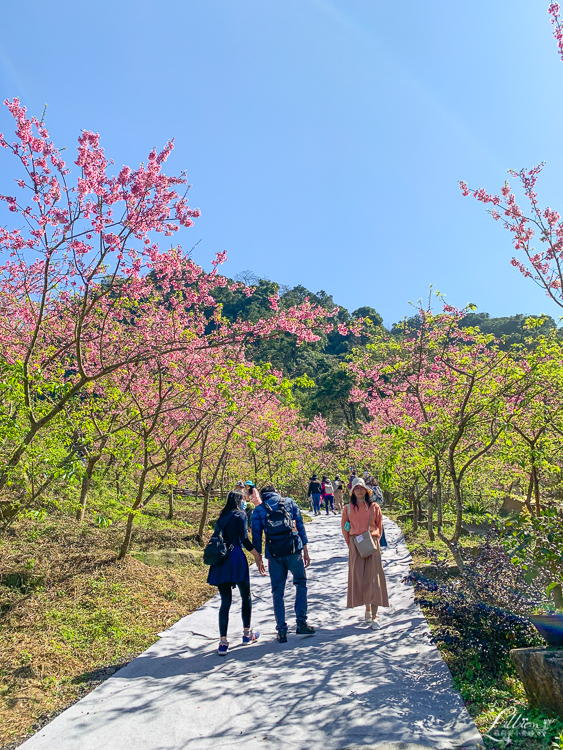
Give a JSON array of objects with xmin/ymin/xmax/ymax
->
[{"xmin": 22, "ymin": 516, "xmax": 484, "ymax": 750}]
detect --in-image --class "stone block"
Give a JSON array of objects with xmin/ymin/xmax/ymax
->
[
  {"xmin": 510, "ymin": 647, "xmax": 563, "ymax": 719},
  {"xmin": 131, "ymin": 549, "xmax": 203, "ymax": 568},
  {"xmin": 500, "ymin": 496, "xmax": 525, "ymax": 514},
  {"xmin": 461, "ymin": 522, "xmax": 493, "ymax": 536}
]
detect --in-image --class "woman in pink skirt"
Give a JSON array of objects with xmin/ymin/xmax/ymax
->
[{"xmin": 341, "ymin": 477, "xmax": 389, "ymax": 629}]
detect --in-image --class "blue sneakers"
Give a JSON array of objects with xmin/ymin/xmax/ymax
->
[
  {"xmin": 242, "ymin": 630, "xmax": 260, "ymax": 645},
  {"xmin": 218, "ymin": 641, "xmax": 229, "ymax": 656}
]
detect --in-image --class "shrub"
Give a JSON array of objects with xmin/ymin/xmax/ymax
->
[
  {"xmin": 499, "ymin": 508, "xmax": 563, "ymax": 609},
  {"xmin": 407, "ymin": 541, "xmax": 545, "ymax": 675}
]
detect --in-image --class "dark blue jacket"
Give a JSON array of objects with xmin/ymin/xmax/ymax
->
[{"xmin": 251, "ymin": 492, "xmax": 308, "ymax": 559}]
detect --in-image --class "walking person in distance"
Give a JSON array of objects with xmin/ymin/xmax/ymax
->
[
  {"xmin": 252, "ymin": 485, "xmax": 315, "ymax": 642},
  {"xmin": 321, "ymin": 475, "xmax": 336, "ymax": 515},
  {"xmin": 244, "ymin": 481, "xmax": 261, "ymax": 507},
  {"xmin": 206, "ymin": 491, "xmax": 266, "ymax": 655},
  {"xmin": 342, "ymin": 477, "xmax": 389, "ymax": 629},
  {"xmin": 307, "ymin": 474, "xmax": 322, "ymax": 516},
  {"xmin": 243, "ymin": 480, "xmax": 261, "ymax": 525},
  {"xmin": 333, "ymin": 475, "xmax": 344, "ymax": 513}
]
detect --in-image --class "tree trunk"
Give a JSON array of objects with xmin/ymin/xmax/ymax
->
[
  {"xmin": 525, "ymin": 473, "xmax": 534, "ymax": 515},
  {"xmin": 448, "ymin": 539, "xmax": 465, "ymax": 572},
  {"xmin": 452, "ymin": 480, "xmax": 463, "ymax": 544},
  {"xmin": 0, "ymin": 371, "xmax": 93, "ymax": 492},
  {"xmin": 266, "ymin": 445, "xmax": 272, "ymax": 482},
  {"xmin": 118, "ymin": 470, "xmax": 147, "ymax": 559},
  {"xmin": 437, "ymin": 476, "xmax": 466, "ymax": 573},
  {"xmin": 195, "ymin": 429, "xmax": 236, "ymax": 545},
  {"xmin": 411, "ymin": 491, "xmax": 418, "ymax": 532},
  {"xmin": 432, "ymin": 457, "xmax": 444, "ymax": 538},
  {"xmin": 436, "ymin": 487, "xmax": 443, "ymax": 533},
  {"xmin": 551, "ymin": 584, "xmax": 563, "ymax": 609},
  {"xmin": 219, "ymin": 455, "xmax": 228, "ymax": 503},
  {"xmin": 532, "ymin": 464, "xmax": 541, "ymax": 517},
  {"xmin": 0, "ymin": 423, "xmax": 41, "ymax": 492},
  {"xmin": 196, "ymin": 487, "xmax": 210, "ymax": 545},
  {"xmin": 427, "ymin": 482, "xmax": 435, "ymax": 542},
  {"xmin": 436, "ymin": 524, "xmax": 465, "ymax": 573},
  {"xmin": 252, "ymin": 452, "xmax": 258, "ymax": 486},
  {"xmin": 167, "ymin": 488, "xmax": 174, "ymax": 521},
  {"xmin": 76, "ymin": 455, "xmax": 99, "ymax": 522},
  {"xmin": 119, "ymin": 512, "xmax": 136, "ymax": 559}
]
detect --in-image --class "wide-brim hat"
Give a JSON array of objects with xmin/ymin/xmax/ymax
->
[
  {"xmin": 351, "ymin": 477, "xmax": 372, "ymax": 495},
  {"xmin": 244, "ymin": 481, "xmax": 254, "ymax": 487}
]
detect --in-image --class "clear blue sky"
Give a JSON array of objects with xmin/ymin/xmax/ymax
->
[{"xmin": 1, "ymin": 0, "xmax": 562, "ymax": 326}]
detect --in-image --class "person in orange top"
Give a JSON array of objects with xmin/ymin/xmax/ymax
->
[{"xmin": 342, "ymin": 477, "xmax": 389, "ymax": 629}]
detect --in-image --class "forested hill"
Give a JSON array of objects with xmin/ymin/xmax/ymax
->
[{"xmin": 212, "ymin": 274, "xmax": 559, "ymax": 428}]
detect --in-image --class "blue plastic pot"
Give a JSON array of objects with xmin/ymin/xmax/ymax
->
[{"xmin": 529, "ymin": 614, "xmax": 563, "ymax": 648}]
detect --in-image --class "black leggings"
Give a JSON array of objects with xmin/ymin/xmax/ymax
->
[{"xmin": 217, "ymin": 580, "xmax": 252, "ymax": 637}]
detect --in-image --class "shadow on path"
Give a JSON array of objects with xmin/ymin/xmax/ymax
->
[{"xmin": 22, "ymin": 516, "xmax": 484, "ymax": 750}]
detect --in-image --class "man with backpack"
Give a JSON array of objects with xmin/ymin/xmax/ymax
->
[{"xmin": 251, "ymin": 485, "xmax": 315, "ymax": 643}]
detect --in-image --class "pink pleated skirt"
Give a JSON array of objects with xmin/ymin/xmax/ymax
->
[{"xmin": 346, "ymin": 537, "xmax": 389, "ymax": 608}]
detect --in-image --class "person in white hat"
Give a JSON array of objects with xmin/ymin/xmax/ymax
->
[{"xmin": 341, "ymin": 477, "xmax": 389, "ymax": 629}]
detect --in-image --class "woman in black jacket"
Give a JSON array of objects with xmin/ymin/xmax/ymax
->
[
  {"xmin": 307, "ymin": 474, "xmax": 323, "ymax": 516},
  {"xmin": 207, "ymin": 491, "xmax": 266, "ymax": 655}
]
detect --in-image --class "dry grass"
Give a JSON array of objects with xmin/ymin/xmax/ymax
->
[{"xmin": 0, "ymin": 515, "xmax": 216, "ymax": 748}]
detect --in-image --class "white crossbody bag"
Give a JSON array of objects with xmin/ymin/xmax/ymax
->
[{"xmin": 345, "ymin": 503, "xmax": 376, "ymax": 558}]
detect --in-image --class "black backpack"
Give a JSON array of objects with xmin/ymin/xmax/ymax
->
[
  {"xmin": 263, "ymin": 498, "xmax": 298, "ymax": 559},
  {"xmin": 203, "ymin": 514, "xmax": 234, "ymax": 566}
]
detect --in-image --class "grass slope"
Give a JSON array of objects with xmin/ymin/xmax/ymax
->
[{"xmin": 0, "ymin": 500, "xmax": 223, "ymax": 748}]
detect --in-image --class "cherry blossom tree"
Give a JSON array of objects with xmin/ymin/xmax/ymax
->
[
  {"xmin": 350, "ymin": 304, "xmax": 539, "ymax": 568},
  {"xmin": 0, "ymin": 98, "xmax": 335, "ymax": 497},
  {"xmin": 460, "ymin": 4, "xmax": 563, "ymax": 310}
]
